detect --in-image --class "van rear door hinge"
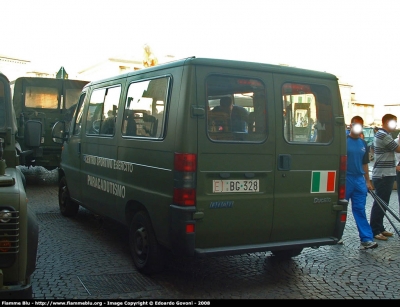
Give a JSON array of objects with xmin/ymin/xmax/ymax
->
[
  {"xmin": 191, "ymin": 106, "xmax": 205, "ymax": 117},
  {"xmin": 335, "ymin": 116, "xmax": 345, "ymax": 125}
]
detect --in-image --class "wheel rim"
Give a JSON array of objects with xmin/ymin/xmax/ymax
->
[{"xmin": 133, "ymin": 226, "xmax": 148, "ymax": 263}]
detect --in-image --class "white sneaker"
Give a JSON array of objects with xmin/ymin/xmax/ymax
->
[{"xmin": 360, "ymin": 241, "xmax": 378, "ymax": 249}]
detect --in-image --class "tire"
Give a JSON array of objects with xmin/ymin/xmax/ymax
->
[
  {"xmin": 58, "ymin": 177, "xmax": 79, "ymax": 217},
  {"xmin": 271, "ymin": 248, "xmax": 303, "ymax": 258},
  {"xmin": 129, "ymin": 211, "xmax": 165, "ymax": 275}
]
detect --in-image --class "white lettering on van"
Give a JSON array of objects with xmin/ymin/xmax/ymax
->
[
  {"xmin": 84, "ymin": 155, "xmax": 97, "ymax": 165},
  {"xmin": 87, "ymin": 175, "xmax": 126, "ymax": 198},
  {"xmin": 114, "ymin": 160, "xmax": 134, "ymax": 172},
  {"xmin": 97, "ymin": 157, "xmax": 114, "ymax": 169},
  {"xmin": 83, "ymin": 154, "xmax": 134, "ymax": 172}
]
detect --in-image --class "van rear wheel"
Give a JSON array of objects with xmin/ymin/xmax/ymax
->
[
  {"xmin": 271, "ymin": 248, "xmax": 303, "ymax": 258},
  {"xmin": 129, "ymin": 211, "xmax": 165, "ymax": 275},
  {"xmin": 58, "ymin": 177, "xmax": 79, "ymax": 217}
]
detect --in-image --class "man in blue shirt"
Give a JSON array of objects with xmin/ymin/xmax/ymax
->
[{"xmin": 346, "ymin": 116, "xmax": 377, "ymax": 249}]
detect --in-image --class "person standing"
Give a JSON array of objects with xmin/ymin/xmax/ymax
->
[
  {"xmin": 370, "ymin": 114, "xmax": 400, "ymax": 240},
  {"xmin": 346, "ymin": 116, "xmax": 378, "ymax": 249}
]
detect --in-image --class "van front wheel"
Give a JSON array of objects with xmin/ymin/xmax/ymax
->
[
  {"xmin": 58, "ymin": 177, "xmax": 79, "ymax": 217},
  {"xmin": 129, "ymin": 211, "xmax": 165, "ymax": 275},
  {"xmin": 271, "ymin": 248, "xmax": 303, "ymax": 258}
]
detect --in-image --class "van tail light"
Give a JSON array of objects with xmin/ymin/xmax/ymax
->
[
  {"xmin": 173, "ymin": 153, "xmax": 197, "ymax": 206},
  {"xmin": 339, "ymin": 155, "xmax": 347, "ymax": 200},
  {"xmin": 186, "ymin": 223, "xmax": 195, "ymax": 233}
]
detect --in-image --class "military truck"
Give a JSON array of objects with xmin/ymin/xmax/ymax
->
[
  {"xmin": 0, "ymin": 72, "xmax": 40, "ymax": 299},
  {"xmin": 11, "ymin": 77, "xmax": 89, "ymax": 170}
]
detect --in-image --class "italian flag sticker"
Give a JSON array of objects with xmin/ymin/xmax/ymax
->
[{"xmin": 311, "ymin": 171, "xmax": 336, "ymax": 193}]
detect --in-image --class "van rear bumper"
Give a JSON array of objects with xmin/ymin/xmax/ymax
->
[{"xmin": 194, "ymin": 237, "xmax": 338, "ymax": 257}]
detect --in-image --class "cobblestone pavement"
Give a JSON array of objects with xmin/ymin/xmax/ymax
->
[{"xmin": 21, "ymin": 166, "xmax": 400, "ymax": 300}]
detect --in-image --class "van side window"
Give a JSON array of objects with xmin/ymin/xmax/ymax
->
[
  {"xmin": 86, "ymin": 86, "xmax": 121, "ymax": 136},
  {"xmin": 206, "ymin": 75, "xmax": 267, "ymax": 142},
  {"xmin": 122, "ymin": 77, "xmax": 169, "ymax": 139},
  {"xmin": 282, "ymin": 83, "xmax": 333, "ymax": 143},
  {"xmin": 72, "ymin": 93, "xmax": 86, "ymax": 136}
]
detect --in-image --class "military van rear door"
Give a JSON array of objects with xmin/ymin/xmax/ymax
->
[
  {"xmin": 195, "ymin": 65, "xmax": 276, "ymax": 250},
  {"xmin": 272, "ymin": 74, "xmax": 342, "ymax": 241}
]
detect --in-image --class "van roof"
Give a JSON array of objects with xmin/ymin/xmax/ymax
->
[{"xmin": 83, "ymin": 57, "xmax": 338, "ymax": 89}]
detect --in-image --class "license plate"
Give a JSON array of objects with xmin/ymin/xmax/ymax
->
[{"xmin": 213, "ymin": 180, "xmax": 259, "ymax": 193}]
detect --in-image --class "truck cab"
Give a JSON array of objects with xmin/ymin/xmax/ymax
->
[
  {"xmin": 0, "ymin": 71, "xmax": 40, "ymax": 299},
  {"xmin": 11, "ymin": 77, "xmax": 89, "ymax": 170}
]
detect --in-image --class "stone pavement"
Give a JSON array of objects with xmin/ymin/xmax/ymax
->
[{"xmin": 20, "ymin": 166, "xmax": 400, "ymax": 300}]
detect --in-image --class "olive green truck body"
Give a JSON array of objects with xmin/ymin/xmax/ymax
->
[{"xmin": 0, "ymin": 72, "xmax": 40, "ymax": 299}]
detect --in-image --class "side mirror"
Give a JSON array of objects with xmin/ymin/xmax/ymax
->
[
  {"xmin": 51, "ymin": 121, "xmax": 67, "ymax": 144},
  {"xmin": 24, "ymin": 120, "xmax": 42, "ymax": 148}
]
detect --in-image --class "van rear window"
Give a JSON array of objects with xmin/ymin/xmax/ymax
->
[
  {"xmin": 206, "ymin": 75, "xmax": 267, "ymax": 142},
  {"xmin": 282, "ymin": 83, "xmax": 333, "ymax": 144}
]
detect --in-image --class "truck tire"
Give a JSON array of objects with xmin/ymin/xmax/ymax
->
[
  {"xmin": 58, "ymin": 177, "xmax": 79, "ymax": 217},
  {"xmin": 129, "ymin": 211, "xmax": 165, "ymax": 274}
]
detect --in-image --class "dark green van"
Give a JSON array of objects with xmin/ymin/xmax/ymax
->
[
  {"xmin": 11, "ymin": 77, "xmax": 89, "ymax": 170},
  {"xmin": 0, "ymin": 72, "xmax": 40, "ymax": 298},
  {"xmin": 52, "ymin": 57, "xmax": 348, "ymax": 274}
]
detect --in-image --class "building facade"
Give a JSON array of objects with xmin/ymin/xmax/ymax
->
[
  {"xmin": 339, "ymin": 82, "xmax": 375, "ymax": 126},
  {"xmin": 0, "ymin": 54, "xmax": 30, "ymax": 81}
]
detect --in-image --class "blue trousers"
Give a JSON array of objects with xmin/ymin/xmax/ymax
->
[
  {"xmin": 371, "ymin": 176, "xmax": 396, "ymax": 236},
  {"xmin": 346, "ymin": 175, "xmax": 374, "ymax": 242}
]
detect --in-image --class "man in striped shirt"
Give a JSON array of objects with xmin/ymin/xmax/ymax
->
[{"xmin": 370, "ymin": 114, "xmax": 400, "ymax": 240}]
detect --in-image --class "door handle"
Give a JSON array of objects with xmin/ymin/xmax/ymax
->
[{"xmin": 278, "ymin": 154, "xmax": 291, "ymax": 171}]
